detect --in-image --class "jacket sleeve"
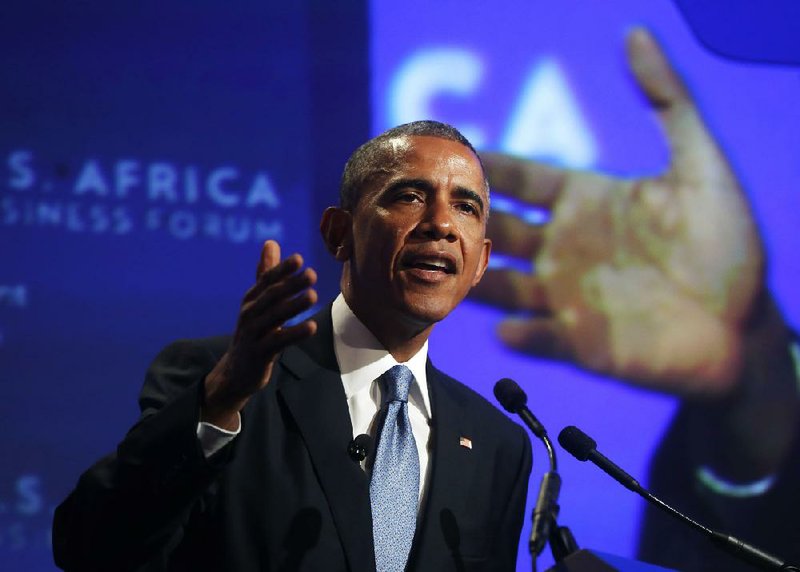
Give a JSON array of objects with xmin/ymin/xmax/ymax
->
[{"xmin": 52, "ymin": 338, "xmax": 232, "ymax": 572}]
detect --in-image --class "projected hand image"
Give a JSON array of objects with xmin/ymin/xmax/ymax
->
[
  {"xmin": 473, "ymin": 30, "xmax": 799, "ymax": 569},
  {"xmin": 473, "ymin": 28, "xmax": 764, "ymax": 395}
]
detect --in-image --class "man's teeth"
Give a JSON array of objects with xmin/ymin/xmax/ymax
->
[{"xmin": 413, "ymin": 259, "xmax": 449, "ymax": 271}]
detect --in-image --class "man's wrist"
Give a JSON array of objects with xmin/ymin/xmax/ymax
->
[
  {"xmin": 197, "ymin": 415, "xmax": 242, "ymax": 458},
  {"xmin": 690, "ymin": 294, "xmax": 799, "ymax": 483},
  {"xmin": 202, "ymin": 353, "xmax": 251, "ymax": 430},
  {"xmin": 694, "ymin": 336, "xmax": 799, "ymax": 499}
]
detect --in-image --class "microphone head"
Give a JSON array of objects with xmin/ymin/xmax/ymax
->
[
  {"xmin": 558, "ymin": 426, "xmax": 597, "ymax": 461},
  {"xmin": 493, "ymin": 378, "xmax": 528, "ymax": 413},
  {"xmin": 348, "ymin": 434, "xmax": 374, "ymax": 462}
]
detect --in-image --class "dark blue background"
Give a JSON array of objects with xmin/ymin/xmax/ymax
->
[{"xmin": 2, "ymin": 1, "xmax": 798, "ymax": 570}]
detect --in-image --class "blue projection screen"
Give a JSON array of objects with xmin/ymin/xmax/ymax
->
[
  {"xmin": 2, "ymin": 1, "xmax": 799, "ymax": 570},
  {"xmin": 372, "ymin": 0, "xmax": 799, "ymax": 569}
]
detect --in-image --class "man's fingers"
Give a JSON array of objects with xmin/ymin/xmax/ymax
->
[
  {"xmin": 258, "ymin": 254, "xmax": 305, "ymax": 288},
  {"xmin": 246, "ymin": 287, "xmax": 318, "ymax": 336},
  {"xmin": 497, "ymin": 317, "xmax": 573, "ymax": 362},
  {"xmin": 486, "ymin": 212, "xmax": 545, "ymax": 259},
  {"xmin": 257, "ymin": 240, "xmax": 282, "ymax": 279},
  {"xmin": 481, "ymin": 152, "xmax": 565, "ymax": 207},
  {"xmin": 243, "ymin": 254, "xmax": 307, "ymax": 304},
  {"xmin": 248, "ymin": 268, "xmax": 318, "ymax": 321},
  {"xmin": 262, "ymin": 319, "xmax": 318, "ymax": 354},
  {"xmin": 469, "ymin": 270, "xmax": 548, "ymax": 312}
]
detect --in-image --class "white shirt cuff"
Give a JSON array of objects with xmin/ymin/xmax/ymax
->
[{"xmin": 196, "ymin": 414, "xmax": 241, "ymax": 458}]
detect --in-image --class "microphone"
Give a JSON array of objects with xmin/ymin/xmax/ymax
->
[
  {"xmin": 494, "ymin": 378, "xmax": 547, "ymax": 439},
  {"xmin": 494, "ymin": 378, "xmax": 564, "ymax": 561},
  {"xmin": 347, "ymin": 433, "xmax": 373, "ymax": 463},
  {"xmin": 558, "ymin": 425, "xmax": 797, "ymax": 572},
  {"xmin": 558, "ymin": 426, "xmax": 642, "ymax": 493}
]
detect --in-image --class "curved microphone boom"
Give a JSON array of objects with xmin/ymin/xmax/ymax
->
[
  {"xmin": 494, "ymin": 378, "xmax": 574, "ymax": 566},
  {"xmin": 558, "ymin": 425, "xmax": 798, "ymax": 572}
]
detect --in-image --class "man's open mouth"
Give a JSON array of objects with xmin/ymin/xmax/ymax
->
[{"xmin": 400, "ymin": 252, "xmax": 457, "ymax": 274}]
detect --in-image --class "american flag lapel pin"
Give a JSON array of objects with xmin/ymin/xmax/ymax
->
[{"xmin": 459, "ymin": 436, "xmax": 472, "ymax": 450}]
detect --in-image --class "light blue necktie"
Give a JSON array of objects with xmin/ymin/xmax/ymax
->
[{"xmin": 370, "ymin": 364, "xmax": 420, "ymax": 572}]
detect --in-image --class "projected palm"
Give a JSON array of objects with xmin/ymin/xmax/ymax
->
[{"xmin": 472, "ymin": 29, "xmax": 763, "ymax": 394}]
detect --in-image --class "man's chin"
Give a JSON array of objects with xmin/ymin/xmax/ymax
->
[{"xmin": 394, "ymin": 295, "xmax": 459, "ymax": 328}]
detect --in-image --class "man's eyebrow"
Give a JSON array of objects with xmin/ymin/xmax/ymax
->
[
  {"xmin": 453, "ymin": 187, "xmax": 485, "ymax": 214},
  {"xmin": 385, "ymin": 178, "xmax": 434, "ymax": 194},
  {"xmin": 384, "ymin": 178, "xmax": 486, "ymax": 214}
]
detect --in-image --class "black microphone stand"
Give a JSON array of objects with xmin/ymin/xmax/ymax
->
[
  {"xmin": 530, "ymin": 432, "xmax": 579, "ymax": 571},
  {"xmin": 493, "ymin": 378, "xmax": 580, "ymax": 572}
]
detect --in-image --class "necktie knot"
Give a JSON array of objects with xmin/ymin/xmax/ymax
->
[{"xmin": 381, "ymin": 364, "xmax": 413, "ymax": 403}]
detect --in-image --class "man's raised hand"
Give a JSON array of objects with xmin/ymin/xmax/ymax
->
[{"xmin": 203, "ymin": 240, "xmax": 318, "ymax": 429}]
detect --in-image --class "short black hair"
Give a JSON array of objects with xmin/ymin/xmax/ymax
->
[{"xmin": 338, "ymin": 120, "xmax": 488, "ymax": 211}]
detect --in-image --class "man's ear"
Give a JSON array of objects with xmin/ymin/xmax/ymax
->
[
  {"xmin": 471, "ymin": 238, "xmax": 492, "ymax": 287},
  {"xmin": 320, "ymin": 206, "xmax": 353, "ymax": 262}
]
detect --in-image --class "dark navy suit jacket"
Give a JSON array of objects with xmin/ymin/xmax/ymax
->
[{"xmin": 54, "ymin": 306, "xmax": 532, "ymax": 571}]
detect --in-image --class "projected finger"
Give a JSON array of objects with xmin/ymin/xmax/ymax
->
[
  {"xmin": 481, "ymin": 152, "xmax": 564, "ymax": 207},
  {"xmin": 497, "ymin": 317, "xmax": 573, "ymax": 361},
  {"xmin": 486, "ymin": 212, "xmax": 545, "ymax": 259},
  {"xmin": 469, "ymin": 270, "xmax": 548, "ymax": 312},
  {"xmin": 626, "ymin": 28, "xmax": 728, "ymax": 187}
]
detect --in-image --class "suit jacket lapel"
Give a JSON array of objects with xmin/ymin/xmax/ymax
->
[
  {"xmin": 277, "ymin": 306, "xmax": 376, "ymax": 572},
  {"xmin": 412, "ymin": 362, "xmax": 477, "ymax": 566}
]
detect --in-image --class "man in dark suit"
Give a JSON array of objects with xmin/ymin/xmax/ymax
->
[{"xmin": 53, "ymin": 121, "xmax": 532, "ymax": 571}]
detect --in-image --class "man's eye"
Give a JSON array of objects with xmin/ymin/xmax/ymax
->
[
  {"xmin": 456, "ymin": 202, "xmax": 478, "ymax": 215},
  {"xmin": 397, "ymin": 192, "xmax": 422, "ymax": 203}
]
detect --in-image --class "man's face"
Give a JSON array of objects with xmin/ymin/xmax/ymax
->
[{"xmin": 343, "ymin": 135, "xmax": 491, "ymax": 330}]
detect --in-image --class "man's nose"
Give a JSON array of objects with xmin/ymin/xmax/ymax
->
[{"xmin": 417, "ymin": 199, "xmax": 457, "ymax": 241}]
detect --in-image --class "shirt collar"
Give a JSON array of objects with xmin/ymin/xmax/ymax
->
[{"xmin": 331, "ymin": 293, "xmax": 431, "ymax": 416}]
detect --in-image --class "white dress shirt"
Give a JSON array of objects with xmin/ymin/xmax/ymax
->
[
  {"xmin": 198, "ymin": 293, "xmax": 433, "ymax": 502},
  {"xmin": 331, "ymin": 293, "xmax": 432, "ymax": 503}
]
